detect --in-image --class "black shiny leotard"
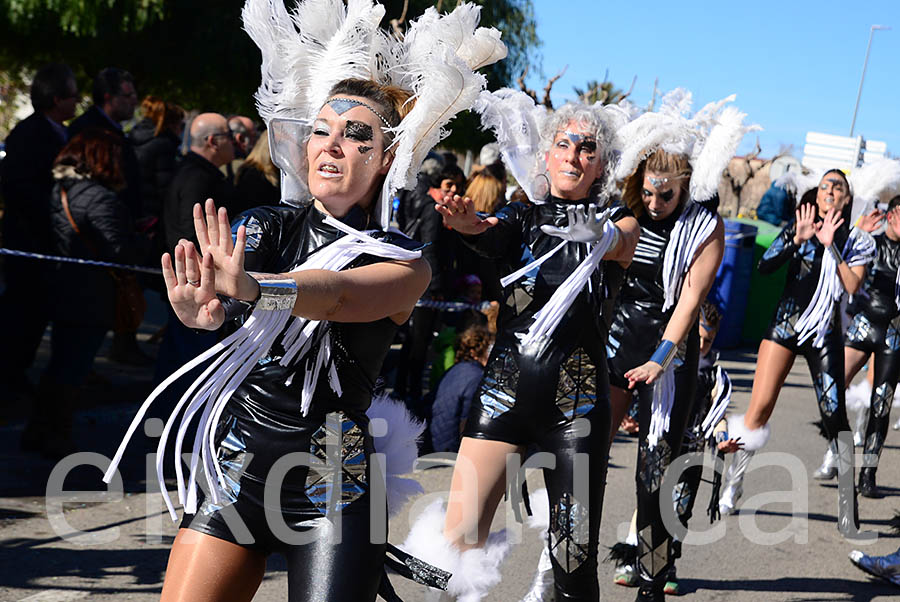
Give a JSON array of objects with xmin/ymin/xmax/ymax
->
[
  {"xmin": 605, "ymin": 204, "xmax": 705, "ymax": 588},
  {"xmin": 182, "ymin": 204, "xmax": 420, "ymax": 601},
  {"xmin": 759, "ymin": 218, "xmax": 853, "ymax": 442},
  {"xmin": 845, "ymin": 233, "xmax": 900, "ymax": 465},
  {"xmin": 461, "ymin": 195, "xmax": 631, "ymax": 601}
]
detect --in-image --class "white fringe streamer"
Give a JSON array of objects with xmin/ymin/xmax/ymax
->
[
  {"xmin": 662, "ymin": 202, "xmax": 718, "ymax": 312},
  {"xmin": 795, "ymin": 228, "xmax": 876, "ymax": 348},
  {"xmin": 701, "ymin": 366, "xmax": 732, "ymax": 440},
  {"xmin": 503, "ymin": 224, "xmax": 618, "ymax": 347},
  {"xmin": 103, "ymin": 217, "xmax": 421, "ymax": 520},
  {"xmin": 647, "ymin": 366, "xmax": 676, "ymax": 450}
]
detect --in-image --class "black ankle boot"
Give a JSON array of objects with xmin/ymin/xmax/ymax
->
[
  {"xmin": 635, "ymin": 582, "xmax": 665, "ymax": 601},
  {"xmin": 858, "ymin": 467, "xmax": 882, "ymax": 498}
]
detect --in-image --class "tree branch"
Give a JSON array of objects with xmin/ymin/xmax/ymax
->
[
  {"xmin": 542, "ymin": 65, "xmax": 567, "ymax": 110},
  {"xmin": 389, "ymin": 0, "xmax": 410, "ymax": 38},
  {"xmin": 517, "ymin": 65, "xmax": 539, "ymax": 104}
]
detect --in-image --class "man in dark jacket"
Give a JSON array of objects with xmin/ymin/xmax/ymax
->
[
  {"xmin": 156, "ymin": 113, "xmax": 236, "ymax": 387},
  {"xmin": 163, "ymin": 113, "xmax": 236, "ymax": 251},
  {"xmin": 68, "ymin": 68, "xmax": 141, "ymax": 217},
  {"xmin": 0, "ymin": 63, "xmax": 77, "ymax": 407}
]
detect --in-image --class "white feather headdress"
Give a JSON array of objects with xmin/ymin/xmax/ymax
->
[
  {"xmin": 774, "ymin": 158, "xmax": 900, "ymax": 226},
  {"xmin": 614, "ymin": 88, "xmax": 760, "ymax": 202},
  {"xmin": 242, "ymin": 0, "xmax": 507, "ymax": 227},
  {"xmin": 472, "ymin": 89, "xmax": 636, "ymax": 203}
]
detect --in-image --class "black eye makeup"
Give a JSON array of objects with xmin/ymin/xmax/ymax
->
[
  {"xmin": 579, "ymin": 140, "xmax": 597, "ymax": 154},
  {"xmin": 659, "ymin": 189, "xmax": 675, "ymax": 203},
  {"xmin": 345, "ymin": 120, "xmax": 374, "ymax": 143}
]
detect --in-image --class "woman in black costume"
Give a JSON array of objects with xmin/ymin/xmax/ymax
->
[
  {"xmin": 605, "ymin": 148, "xmax": 724, "ymax": 601},
  {"xmin": 405, "ymin": 102, "xmax": 639, "ymax": 602},
  {"xmin": 817, "ymin": 195, "xmax": 900, "ymax": 498},
  {"xmin": 718, "ymin": 170, "xmax": 875, "ymax": 536}
]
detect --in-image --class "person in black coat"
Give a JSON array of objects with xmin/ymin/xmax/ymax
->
[
  {"xmin": 68, "ymin": 68, "xmax": 141, "ymax": 217},
  {"xmin": 0, "ymin": 63, "xmax": 78, "ymax": 408},
  {"xmin": 20, "ymin": 128, "xmax": 139, "ymax": 457},
  {"xmin": 156, "ymin": 112, "xmax": 236, "ymax": 385},
  {"xmin": 233, "ymin": 131, "xmax": 280, "ymax": 214},
  {"xmin": 130, "ymin": 96, "xmax": 185, "ymax": 226}
]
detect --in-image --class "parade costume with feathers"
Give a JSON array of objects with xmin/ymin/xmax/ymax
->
[
  {"xmin": 403, "ymin": 90, "xmax": 634, "ymax": 601},
  {"xmin": 103, "ymin": 1, "xmax": 506, "ymax": 600},
  {"xmin": 600, "ymin": 89, "xmax": 755, "ymax": 598}
]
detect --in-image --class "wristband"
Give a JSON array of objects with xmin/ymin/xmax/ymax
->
[
  {"xmin": 254, "ymin": 277, "xmax": 298, "ymax": 311},
  {"xmin": 828, "ymin": 244, "xmax": 843, "ymax": 264},
  {"xmin": 605, "ymin": 221, "xmax": 621, "ymax": 252},
  {"xmin": 649, "ymin": 339, "xmax": 677, "ymax": 371}
]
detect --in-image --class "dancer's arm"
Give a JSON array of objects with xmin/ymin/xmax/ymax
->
[
  {"xmin": 758, "ymin": 213, "xmax": 804, "ymax": 274},
  {"xmin": 625, "ymin": 217, "xmax": 725, "ymax": 387},
  {"xmin": 816, "ymin": 208, "xmax": 866, "ymax": 294},
  {"xmin": 166, "ymin": 201, "xmax": 431, "ymax": 329},
  {"xmin": 604, "ymin": 215, "xmax": 639, "ymax": 266},
  {"xmin": 436, "ymin": 192, "xmax": 522, "ymax": 260}
]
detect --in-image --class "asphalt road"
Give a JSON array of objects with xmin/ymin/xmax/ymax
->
[{"xmin": 2, "ymin": 311, "xmax": 900, "ymax": 601}]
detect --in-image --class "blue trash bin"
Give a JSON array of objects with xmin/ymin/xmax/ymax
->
[{"xmin": 709, "ymin": 220, "xmax": 757, "ymax": 348}]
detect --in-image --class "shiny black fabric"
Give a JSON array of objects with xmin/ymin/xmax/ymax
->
[
  {"xmin": 604, "ymin": 205, "xmax": 707, "ymax": 589},
  {"xmin": 182, "ymin": 203, "xmax": 422, "ymax": 601},
  {"xmin": 461, "ymin": 195, "xmax": 630, "ymax": 601},
  {"xmin": 845, "ymin": 234, "xmax": 900, "ymax": 466}
]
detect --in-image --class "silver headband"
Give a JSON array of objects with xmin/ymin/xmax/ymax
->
[{"xmin": 327, "ymin": 97, "xmax": 392, "ymax": 129}]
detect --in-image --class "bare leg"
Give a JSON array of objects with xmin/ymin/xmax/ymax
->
[
  {"xmin": 160, "ymin": 528, "xmax": 266, "ymax": 602},
  {"xmin": 443, "ymin": 436, "xmax": 522, "ymax": 551},
  {"xmin": 607, "ymin": 385, "xmax": 634, "ymax": 451},
  {"xmin": 744, "ymin": 339, "xmax": 796, "ymax": 430},
  {"xmin": 845, "ymin": 347, "xmax": 869, "ymax": 385}
]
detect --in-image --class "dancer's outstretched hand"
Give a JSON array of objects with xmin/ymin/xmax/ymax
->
[
  {"xmin": 541, "ymin": 205, "xmax": 611, "ymax": 243},
  {"xmin": 857, "ymin": 208, "xmax": 884, "ymax": 233},
  {"xmin": 717, "ymin": 437, "xmax": 744, "ymax": 454},
  {"xmin": 625, "ymin": 360, "xmax": 664, "ymax": 389},
  {"xmin": 816, "ymin": 207, "xmax": 845, "ymax": 249},
  {"xmin": 162, "ymin": 241, "xmax": 224, "ymax": 330},
  {"xmin": 435, "ymin": 193, "xmax": 499, "ymax": 235},
  {"xmin": 793, "ymin": 203, "xmax": 818, "ymax": 245},
  {"xmin": 193, "ymin": 198, "xmax": 258, "ymax": 301}
]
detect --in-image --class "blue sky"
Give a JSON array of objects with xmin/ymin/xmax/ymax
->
[{"xmin": 525, "ymin": 0, "xmax": 899, "ymax": 159}]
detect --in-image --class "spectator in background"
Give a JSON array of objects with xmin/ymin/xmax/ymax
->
[
  {"xmin": 130, "ymin": 96, "xmax": 185, "ymax": 234},
  {"xmin": 394, "ymin": 156, "xmax": 460, "ymax": 402},
  {"xmin": 224, "ymin": 115, "xmax": 259, "ymax": 184},
  {"xmin": 0, "ymin": 62, "xmax": 78, "ymax": 408},
  {"xmin": 21, "ymin": 129, "xmax": 139, "ymax": 457},
  {"xmin": 163, "ymin": 112, "xmax": 236, "ymax": 251},
  {"xmin": 157, "ymin": 112, "xmax": 236, "ymax": 384},
  {"xmin": 756, "ymin": 182, "xmax": 794, "ymax": 226},
  {"xmin": 234, "ymin": 131, "xmax": 280, "ymax": 213},
  {"xmin": 454, "ymin": 168, "xmax": 506, "ymax": 302},
  {"xmin": 476, "ymin": 142, "xmax": 507, "ymax": 185},
  {"xmin": 68, "ymin": 68, "xmax": 141, "ymax": 216},
  {"xmin": 429, "ymin": 325, "xmax": 493, "ymax": 453}
]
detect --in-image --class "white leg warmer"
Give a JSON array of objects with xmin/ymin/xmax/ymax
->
[
  {"xmin": 402, "ymin": 499, "xmax": 510, "ymax": 602},
  {"xmin": 520, "ymin": 488, "xmax": 553, "ymax": 602},
  {"xmin": 726, "ymin": 414, "xmax": 770, "ymax": 451}
]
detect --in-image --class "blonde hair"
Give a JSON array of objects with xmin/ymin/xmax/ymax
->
[
  {"xmin": 466, "ymin": 170, "xmax": 505, "ymax": 213},
  {"xmin": 621, "ymin": 148, "xmax": 692, "ymax": 217},
  {"xmin": 238, "ymin": 133, "xmax": 278, "ymax": 187}
]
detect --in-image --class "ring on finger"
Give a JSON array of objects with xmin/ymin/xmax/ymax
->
[{"xmin": 187, "ymin": 279, "xmax": 200, "ymax": 287}]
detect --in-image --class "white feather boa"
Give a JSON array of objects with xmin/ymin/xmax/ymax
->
[{"xmin": 366, "ymin": 394, "xmax": 426, "ymax": 517}]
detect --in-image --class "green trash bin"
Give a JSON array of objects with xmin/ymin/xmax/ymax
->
[{"xmin": 731, "ymin": 217, "xmax": 788, "ymax": 345}]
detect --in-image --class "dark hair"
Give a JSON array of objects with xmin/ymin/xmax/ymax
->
[
  {"xmin": 92, "ymin": 67, "xmax": 134, "ymax": 106},
  {"xmin": 54, "ymin": 128, "xmax": 125, "ymax": 190},
  {"xmin": 440, "ymin": 164, "xmax": 465, "ymax": 186},
  {"xmin": 30, "ymin": 63, "xmax": 75, "ymax": 112},
  {"xmin": 454, "ymin": 325, "xmax": 493, "ymax": 363},
  {"xmin": 889, "ymin": 195, "xmax": 900, "ymax": 213},
  {"xmin": 700, "ymin": 301, "xmax": 722, "ymax": 333}
]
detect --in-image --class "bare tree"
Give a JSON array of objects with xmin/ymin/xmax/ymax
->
[{"xmin": 517, "ymin": 65, "xmax": 567, "ymax": 110}]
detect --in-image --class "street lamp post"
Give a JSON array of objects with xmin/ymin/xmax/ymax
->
[{"xmin": 849, "ymin": 24, "xmax": 891, "ymax": 137}]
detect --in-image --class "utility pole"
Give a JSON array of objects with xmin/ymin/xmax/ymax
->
[{"xmin": 850, "ymin": 24, "xmax": 891, "ymax": 137}]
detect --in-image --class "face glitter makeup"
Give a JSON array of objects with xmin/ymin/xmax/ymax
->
[
  {"xmin": 358, "ymin": 145, "xmax": 374, "ymax": 155},
  {"xmin": 326, "ymin": 97, "xmax": 391, "ymax": 128},
  {"xmin": 344, "ymin": 121, "xmax": 374, "ymax": 142}
]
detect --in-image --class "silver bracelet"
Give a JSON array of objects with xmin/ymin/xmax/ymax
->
[
  {"xmin": 828, "ymin": 244, "xmax": 843, "ymax": 264},
  {"xmin": 649, "ymin": 339, "xmax": 677, "ymax": 371},
  {"xmin": 255, "ymin": 277, "xmax": 298, "ymax": 311}
]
